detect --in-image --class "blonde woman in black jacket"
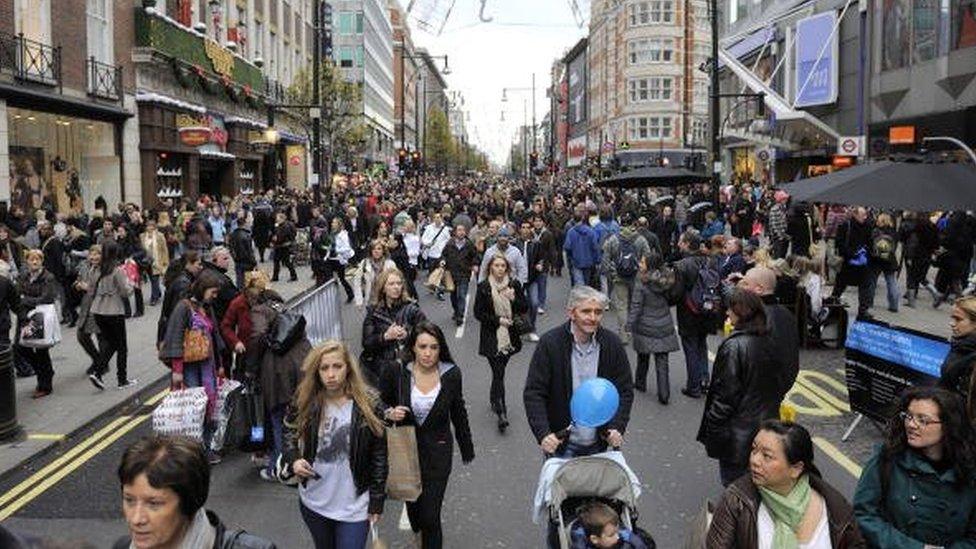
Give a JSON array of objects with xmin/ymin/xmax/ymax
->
[{"xmin": 283, "ymin": 340, "xmax": 387, "ymax": 549}]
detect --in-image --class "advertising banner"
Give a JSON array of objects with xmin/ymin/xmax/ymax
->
[
  {"xmin": 795, "ymin": 11, "xmax": 839, "ymax": 107},
  {"xmin": 844, "ymin": 319, "xmax": 949, "ymax": 422}
]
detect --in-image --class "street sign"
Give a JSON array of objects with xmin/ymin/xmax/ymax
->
[
  {"xmin": 795, "ymin": 11, "xmax": 839, "ymax": 108},
  {"xmin": 756, "ymin": 148, "xmax": 772, "ymax": 163},
  {"xmin": 838, "ymin": 135, "xmax": 864, "ymax": 157},
  {"xmin": 889, "ymin": 125, "xmax": 916, "ymax": 144}
]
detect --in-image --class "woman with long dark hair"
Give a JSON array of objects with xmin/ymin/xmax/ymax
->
[
  {"xmin": 853, "ymin": 386, "xmax": 976, "ymax": 547},
  {"xmin": 697, "ymin": 288, "xmax": 780, "ymax": 486},
  {"xmin": 380, "ymin": 321, "xmax": 474, "ymax": 548},
  {"xmin": 708, "ymin": 420, "xmax": 864, "ymax": 548},
  {"xmin": 473, "ymin": 253, "xmax": 528, "ymax": 432},
  {"xmin": 283, "ymin": 341, "xmax": 387, "ymax": 548},
  {"xmin": 88, "ymin": 239, "xmax": 136, "ymax": 390}
]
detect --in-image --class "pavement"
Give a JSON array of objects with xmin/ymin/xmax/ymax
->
[{"xmin": 0, "ymin": 261, "xmax": 956, "ymax": 548}]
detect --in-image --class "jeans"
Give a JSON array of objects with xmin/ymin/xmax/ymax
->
[
  {"xmin": 406, "ymin": 478, "xmax": 449, "ymax": 549},
  {"xmin": 299, "ymin": 501, "xmax": 369, "ymax": 549},
  {"xmin": 831, "ymin": 265, "xmax": 873, "ymax": 316},
  {"xmin": 149, "ymin": 274, "xmax": 162, "ymax": 303},
  {"xmin": 325, "ymin": 259, "xmax": 354, "ymax": 300},
  {"xmin": 719, "ymin": 459, "xmax": 749, "ymax": 487},
  {"xmin": 95, "ymin": 314, "xmax": 128, "ymax": 384},
  {"xmin": 868, "ymin": 268, "xmax": 900, "ymax": 312},
  {"xmin": 527, "ymin": 274, "xmax": 547, "ymax": 329},
  {"xmin": 609, "ymin": 278, "xmax": 634, "ymax": 335},
  {"xmin": 235, "ymin": 265, "xmax": 247, "ymax": 290},
  {"xmin": 78, "ymin": 328, "xmax": 99, "ymax": 368},
  {"xmin": 571, "ymin": 266, "xmax": 597, "ymax": 288},
  {"xmin": 450, "ymin": 278, "xmax": 470, "ymax": 320},
  {"xmin": 182, "ymin": 361, "xmax": 217, "ymax": 448},
  {"xmin": 680, "ymin": 334, "xmax": 709, "ymax": 393},
  {"xmin": 273, "ymin": 247, "xmax": 297, "ymax": 280},
  {"xmin": 266, "ymin": 404, "xmax": 287, "ymax": 476}
]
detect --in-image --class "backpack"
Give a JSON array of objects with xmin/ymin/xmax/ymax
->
[
  {"xmin": 871, "ymin": 231, "xmax": 896, "ymax": 263},
  {"xmin": 684, "ymin": 257, "xmax": 723, "ymax": 317},
  {"xmin": 615, "ymin": 237, "xmax": 640, "ymax": 279}
]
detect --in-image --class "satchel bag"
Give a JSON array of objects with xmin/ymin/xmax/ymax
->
[
  {"xmin": 152, "ymin": 387, "xmax": 209, "ymax": 441},
  {"xmin": 183, "ymin": 328, "xmax": 211, "ymax": 363}
]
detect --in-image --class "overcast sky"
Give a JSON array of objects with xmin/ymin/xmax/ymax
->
[{"xmin": 409, "ymin": 0, "xmax": 588, "ymax": 166}]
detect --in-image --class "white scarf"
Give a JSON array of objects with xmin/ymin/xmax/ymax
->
[{"xmin": 489, "ymin": 275, "xmax": 514, "ymax": 355}]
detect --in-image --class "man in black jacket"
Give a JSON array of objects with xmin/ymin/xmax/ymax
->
[
  {"xmin": 440, "ymin": 224, "xmax": 479, "ymax": 325},
  {"xmin": 157, "ymin": 251, "xmax": 202, "ymax": 345},
  {"xmin": 227, "ymin": 213, "xmax": 256, "ymax": 289},
  {"xmin": 831, "ymin": 206, "xmax": 874, "ymax": 318},
  {"xmin": 523, "ymin": 285, "xmax": 634, "ymax": 458},
  {"xmin": 738, "ymin": 266, "xmax": 799, "ymax": 404},
  {"xmin": 673, "ymin": 231, "xmax": 715, "ymax": 398},
  {"xmin": 271, "ymin": 212, "xmax": 298, "ymax": 282}
]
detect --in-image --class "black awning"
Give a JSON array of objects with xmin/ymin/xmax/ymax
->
[{"xmin": 0, "ymin": 83, "xmax": 132, "ymax": 122}]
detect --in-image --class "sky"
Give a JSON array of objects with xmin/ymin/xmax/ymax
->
[{"xmin": 408, "ymin": 0, "xmax": 589, "ymax": 167}]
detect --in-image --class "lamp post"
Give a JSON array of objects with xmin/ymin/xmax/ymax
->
[
  {"xmin": 502, "ymin": 74, "xmax": 537, "ymax": 176},
  {"xmin": 397, "ymin": 47, "xmax": 448, "ymax": 152}
]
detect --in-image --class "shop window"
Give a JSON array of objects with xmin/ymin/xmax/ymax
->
[
  {"xmin": 953, "ymin": 0, "xmax": 976, "ymax": 50},
  {"xmin": 882, "ymin": 0, "xmax": 911, "ymax": 70},
  {"xmin": 6, "ymin": 108, "xmax": 119, "ymax": 214},
  {"xmin": 914, "ymin": 0, "xmax": 940, "ymax": 61}
]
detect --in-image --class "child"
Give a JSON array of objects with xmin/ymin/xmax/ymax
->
[{"xmin": 570, "ymin": 502, "xmax": 651, "ymax": 549}]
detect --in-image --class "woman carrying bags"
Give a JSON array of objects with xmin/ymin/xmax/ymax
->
[
  {"xmin": 88, "ymin": 240, "xmax": 136, "ymax": 391},
  {"xmin": 380, "ymin": 321, "xmax": 475, "ymax": 549},
  {"xmin": 473, "ymin": 253, "xmax": 529, "ymax": 432},
  {"xmin": 283, "ymin": 341, "xmax": 387, "ymax": 549},
  {"xmin": 16, "ymin": 249, "xmax": 58, "ymax": 399},
  {"xmin": 160, "ymin": 271, "xmax": 227, "ymax": 464}
]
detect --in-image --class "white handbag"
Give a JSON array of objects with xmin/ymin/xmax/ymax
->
[
  {"xmin": 152, "ymin": 387, "xmax": 209, "ymax": 441},
  {"xmin": 20, "ymin": 303, "xmax": 62, "ymax": 349}
]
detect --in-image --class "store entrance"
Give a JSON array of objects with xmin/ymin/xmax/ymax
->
[{"xmin": 198, "ymin": 159, "xmax": 232, "ymax": 200}]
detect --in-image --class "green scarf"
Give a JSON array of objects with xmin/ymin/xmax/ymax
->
[{"xmin": 757, "ymin": 474, "xmax": 812, "ymax": 549}]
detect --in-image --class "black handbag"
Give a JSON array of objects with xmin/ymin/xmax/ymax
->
[
  {"xmin": 267, "ymin": 309, "xmax": 306, "ymax": 356},
  {"xmin": 228, "ymin": 381, "xmax": 267, "ymax": 453}
]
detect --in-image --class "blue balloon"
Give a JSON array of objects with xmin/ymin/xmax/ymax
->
[{"xmin": 570, "ymin": 378, "xmax": 620, "ymax": 428}]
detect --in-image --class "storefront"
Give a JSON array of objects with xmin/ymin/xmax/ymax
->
[{"xmin": 5, "ymin": 105, "xmax": 125, "ymax": 215}]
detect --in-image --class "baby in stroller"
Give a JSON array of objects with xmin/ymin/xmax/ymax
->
[{"xmin": 569, "ymin": 502, "xmax": 652, "ymax": 549}]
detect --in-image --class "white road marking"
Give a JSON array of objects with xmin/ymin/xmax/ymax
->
[
  {"xmin": 455, "ymin": 274, "xmax": 475, "ymax": 339},
  {"xmin": 398, "ymin": 503, "xmax": 411, "ymax": 530}
]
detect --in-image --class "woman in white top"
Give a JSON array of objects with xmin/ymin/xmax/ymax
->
[
  {"xmin": 283, "ymin": 340, "xmax": 387, "ymax": 549},
  {"xmin": 707, "ymin": 420, "xmax": 864, "ymax": 549},
  {"xmin": 325, "ymin": 216, "xmax": 355, "ymax": 302},
  {"xmin": 350, "ymin": 239, "xmax": 396, "ymax": 308}
]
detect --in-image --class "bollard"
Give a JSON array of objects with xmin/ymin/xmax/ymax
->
[{"xmin": 0, "ymin": 344, "xmax": 22, "ymax": 442}]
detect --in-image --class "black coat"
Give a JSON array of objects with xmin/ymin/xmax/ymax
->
[
  {"xmin": 271, "ymin": 221, "xmax": 296, "ymax": 250},
  {"xmin": 762, "ymin": 295, "xmax": 800, "ymax": 403},
  {"xmin": 0, "ymin": 276, "xmax": 21, "ymax": 344},
  {"xmin": 697, "ymin": 330, "xmax": 781, "ymax": 465},
  {"xmin": 379, "ymin": 362, "xmax": 475, "ymax": 481},
  {"xmin": 473, "ymin": 279, "xmax": 529, "ymax": 357},
  {"xmin": 523, "ymin": 323, "xmax": 634, "ymax": 448},
  {"xmin": 674, "ymin": 253, "xmax": 717, "ymax": 337},
  {"xmin": 281, "ymin": 399, "xmax": 388, "ymax": 515},
  {"xmin": 228, "ymin": 227, "xmax": 257, "ymax": 271},
  {"xmin": 835, "ymin": 218, "xmax": 873, "ymax": 262},
  {"xmin": 360, "ymin": 301, "xmax": 426, "ymax": 379},
  {"xmin": 441, "ymin": 238, "xmax": 478, "ymax": 282},
  {"xmin": 201, "ymin": 263, "xmax": 238, "ymax": 323},
  {"xmin": 157, "ymin": 270, "xmax": 194, "ymax": 344},
  {"xmin": 939, "ymin": 333, "xmax": 976, "ymax": 404}
]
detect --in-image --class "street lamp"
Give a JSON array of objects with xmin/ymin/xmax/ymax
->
[
  {"xmin": 397, "ymin": 46, "xmax": 449, "ymax": 154},
  {"xmin": 502, "ymin": 74, "xmax": 537, "ymax": 176}
]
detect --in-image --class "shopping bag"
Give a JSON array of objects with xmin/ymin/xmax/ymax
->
[
  {"xmin": 385, "ymin": 424, "xmax": 422, "ymax": 501},
  {"xmin": 210, "ymin": 379, "xmax": 243, "ymax": 453},
  {"xmin": 684, "ymin": 499, "xmax": 714, "ymax": 549},
  {"xmin": 425, "ymin": 266, "xmax": 445, "ymax": 290},
  {"xmin": 20, "ymin": 304, "xmax": 61, "ymax": 349},
  {"xmin": 121, "ymin": 260, "xmax": 141, "ymax": 286},
  {"xmin": 442, "ymin": 270, "xmax": 455, "ymax": 292},
  {"xmin": 152, "ymin": 387, "xmax": 209, "ymax": 441},
  {"xmin": 231, "ymin": 382, "xmax": 267, "ymax": 453},
  {"xmin": 370, "ymin": 523, "xmax": 388, "ymax": 549}
]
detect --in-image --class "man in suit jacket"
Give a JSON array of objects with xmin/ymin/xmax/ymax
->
[{"xmin": 523, "ymin": 285, "xmax": 634, "ymax": 458}]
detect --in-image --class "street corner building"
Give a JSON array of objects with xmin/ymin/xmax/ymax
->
[{"xmin": 0, "ymin": 0, "xmax": 317, "ymax": 215}]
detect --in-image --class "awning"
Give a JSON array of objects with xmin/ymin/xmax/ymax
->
[
  {"xmin": 1, "ymin": 83, "xmax": 131, "ymax": 122},
  {"xmin": 718, "ymin": 48, "xmax": 839, "ymax": 147}
]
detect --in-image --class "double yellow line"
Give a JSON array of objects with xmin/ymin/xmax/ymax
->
[{"xmin": 0, "ymin": 388, "xmax": 169, "ymax": 521}]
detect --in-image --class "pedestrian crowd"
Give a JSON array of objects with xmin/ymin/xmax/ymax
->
[{"xmin": 3, "ymin": 171, "xmax": 976, "ymax": 549}]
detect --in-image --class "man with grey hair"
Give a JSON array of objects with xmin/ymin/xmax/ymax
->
[{"xmin": 524, "ymin": 285, "xmax": 634, "ymax": 459}]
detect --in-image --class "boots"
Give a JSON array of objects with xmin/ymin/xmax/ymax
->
[
  {"xmin": 496, "ymin": 399, "xmax": 509, "ymax": 433},
  {"xmin": 656, "ymin": 362, "xmax": 670, "ymax": 405},
  {"xmin": 924, "ymin": 282, "xmax": 942, "ymax": 306}
]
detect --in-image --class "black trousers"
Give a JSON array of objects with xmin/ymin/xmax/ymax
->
[
  {"xmin": 324, "ymin": 259, "xmax": 353, "ymax": 299},
  {"xmin": 831, "ymin": 265, "xmax": 872, "ymax": 316},
  {"xmin": 273, "ymin": 247, "xmax": 297, "ymax": 280},
  {"xmin": 486, "ymin": 354, "xmax": 510, "ymax": 411},
  {"xmin": 78, "ymin": 328, "xmax": 99, "ymax": 368},
  {"xmin": 905, "ymin": 258, "xmax": 931, "ymax": 290},
  {"xmin": 94, "ymin": 314, "xmax": 128, "ymax": 383},
  {"xmin": 17, "ymin": 346, "xmax": 53, "ymax": 392},
  {"xmin": 122, "ymin": 285, "xmax": 144, "ymax": 317},
  {"xmin": 406, "ymin": 477, "xmax": 448, "ymax": 549}
]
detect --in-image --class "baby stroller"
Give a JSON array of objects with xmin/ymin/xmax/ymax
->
[{"xmin": 538, "ymin": 453, "xmax": 654, "ymax": 549}]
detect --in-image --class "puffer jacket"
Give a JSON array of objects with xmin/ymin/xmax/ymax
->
[
  {"xmin": 281, "ymin": 398, "xmax": 388, "ymax": 515},
  {"xmin": 708, "ymin": 473, "xmax": 864, "ymax": 549},
  {"xmin": 696, "ymin": 329, "xmax": 781, "ymax": 465},
  {"xmin": 626, "ymin": 271, "xmax": 680, "ymax": 355}
]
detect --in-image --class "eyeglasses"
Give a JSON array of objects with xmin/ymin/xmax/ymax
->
[{"xmin": 899, "ymin": 411, "xmax": 942, "ymax": 428}]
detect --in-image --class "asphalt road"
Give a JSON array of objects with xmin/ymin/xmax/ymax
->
[{"xmin": 0, "ymin": 270, "xmax": 879, "ymax": 548}]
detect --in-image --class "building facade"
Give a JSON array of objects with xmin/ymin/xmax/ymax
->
[
  {"xmin": 390, "ymin": 0, "xmax": 418, "ymax": 152},
  {"xmin": 332, "ymin": 0, "xmax": 395, "ymax": 168},
  {"xmin": 586, "ymin": 0, "xmax": 711, "ymax": 170},
  {"xmin": 0, "ymin": 0, "xmax": 137, "ymax": 214}
]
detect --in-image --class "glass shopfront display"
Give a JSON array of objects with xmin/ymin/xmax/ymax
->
[{"xmin": 6, "ymin": 107, "xmax": 119, "ymax": 214}]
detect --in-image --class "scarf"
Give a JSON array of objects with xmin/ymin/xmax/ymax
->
[
  {"xmin": 757, "ymin": 474, "xmax": 811, "ymax": 549},
  {"xmin": 489, "ymin": 275, "xmax": 513, "ymax": 355},
  {"xmin": 130, "ymin": 508, "xmax": 215, "ymax": 549}
]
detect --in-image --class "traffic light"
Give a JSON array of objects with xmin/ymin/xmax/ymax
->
[
  {"xmin": 323, "ymin": 30, "xmax": 333, "ymax": 58},
  {"xmin": 529, "ymin": 152, "xmax": 539, "ymax": 168},
  {"xmin": 321, "ymin": 2, "xmax": 333, "ymax": 28},
  {"xmin": 398, "ymin": 149, "xmax": 408, "ymax": 176}
]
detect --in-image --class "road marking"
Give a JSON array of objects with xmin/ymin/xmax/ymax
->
[
  {"xmin": 455, "ymin": 275, "xmax": 475, "ymax": 339},
  {"xmin": 398, "ymin": 504, "xmax": 411, "ymax": 530},
  {"xmin": 0, "ymin": 387, "xmax": 167, "ymax": 511},
  {"xmin": 813, "ymin": 436, "xmax": 863, "ymax": 478},
  {"xmin": 0, "ymin": 412, "xmax": 152, "ymax": 520},
  {"xmin": 26, "ymin": 434, "xmax": 66, "ymax": 441}
]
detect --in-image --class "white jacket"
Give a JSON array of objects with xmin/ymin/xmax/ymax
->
[
  {"xmin": 403, "ymin": 233, "xmax": 421, "ymax": 266},
  {"xmin": 332, "ymin": 230, "xmax": 355, "ymax": 265},
  {"xmin": 420, "ymin": 223, "xmax": 451, "ymax": 260},
  {"xmin": 351, "ymin": 258, "xmax": 397, "ymax": 306}
]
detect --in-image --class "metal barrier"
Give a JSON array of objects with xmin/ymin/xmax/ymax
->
[{"xmin": 287, "ymin": 279, "xmax": 343, "ymax": 344}]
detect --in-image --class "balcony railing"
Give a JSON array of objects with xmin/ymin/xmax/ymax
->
[
  {"xmin": 87, "ymin": 57, "xmax": 123, "ymax": 102},
  {"xmin": 0, "ymin": 31, "xmax": 62, "ymax": 89}
]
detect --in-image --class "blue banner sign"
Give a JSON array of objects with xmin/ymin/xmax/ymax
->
[
  {"xmin": 846, "ymin": 321, "xmax": 950, "ymax": 378},
  {"xmin": 794, "ymin": 11, "xmax": 839, "ymax": 107}
]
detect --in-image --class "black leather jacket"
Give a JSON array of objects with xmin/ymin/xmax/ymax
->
[
  {"xmin": 281, "ymin": 399, "xmax": 388, "ymax": 515},
  {"xmin": 697, "ymin": 329, "xmax": 781, "ymax": 465}
]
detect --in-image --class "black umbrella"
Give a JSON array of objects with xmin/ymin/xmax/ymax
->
[
  {"xmin": 778, "ymin": 161, "xmax": 976, "ymax": 211},
  {"xmin": 595, "ymin": 166, "xmax": 711, "ymax": 189}
]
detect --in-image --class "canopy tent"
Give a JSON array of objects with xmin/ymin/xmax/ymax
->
[
  {"xmin": 595, "ymin": 167, "xmax": 711, "ymax": 189},
  {"xmin": 777, "ymin": 161, "xmax": 976, "ymax": 211}
]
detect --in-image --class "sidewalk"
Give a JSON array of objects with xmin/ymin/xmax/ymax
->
[
  {"xmin": 833, "ymin": 271, "xmax": 953, "ymax": 339},
  {"xmin": 0, "ymin": 263, "xmax": 315, "ymax": 479}
]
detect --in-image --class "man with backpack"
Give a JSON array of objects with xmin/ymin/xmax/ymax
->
[
  {"xmin": 602, "ymin": 216, "xmax": 652, "ymax": 343},
  {"xmin": 674, "ymin": 230, "xmax": 722, "ymax": 398}
]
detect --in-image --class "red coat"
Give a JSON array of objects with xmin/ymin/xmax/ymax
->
[{"xmin": 220, "ymin": 294, "xmax": 252, "ymax": 349}]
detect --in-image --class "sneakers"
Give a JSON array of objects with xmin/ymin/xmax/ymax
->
[
  {"xmin": 537, "ymin": 307, "xmax": 545, "ymax": 315},
  {"xmin": 251, "ymin": 454, "xmax": 270, "ymax": 469},
  {"xmin": 528, "ymin": 332, "xmax": 540, "ymax": 342},
  {"xmin": 259, "ymin": 469, "xmax": 278, "ymax": 483},
  {"xmin": 118, "ymin": 379, "xmax": 139, "ymax": 390},
  {"xmin": 89, "ymin": 373, "xmax": 105, "ymax": 390},
  {"xmin": 207, "ymin": 451, "xmax": 222, "ymax": 465}
]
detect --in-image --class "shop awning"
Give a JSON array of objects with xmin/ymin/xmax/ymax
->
[
  {"xmin": 0, "ymin": 83, "xmax": 132, "ymax": 122},
  {"xmin": 718, "ymin": 49, "xmax": 839, "ymax": 146}
]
